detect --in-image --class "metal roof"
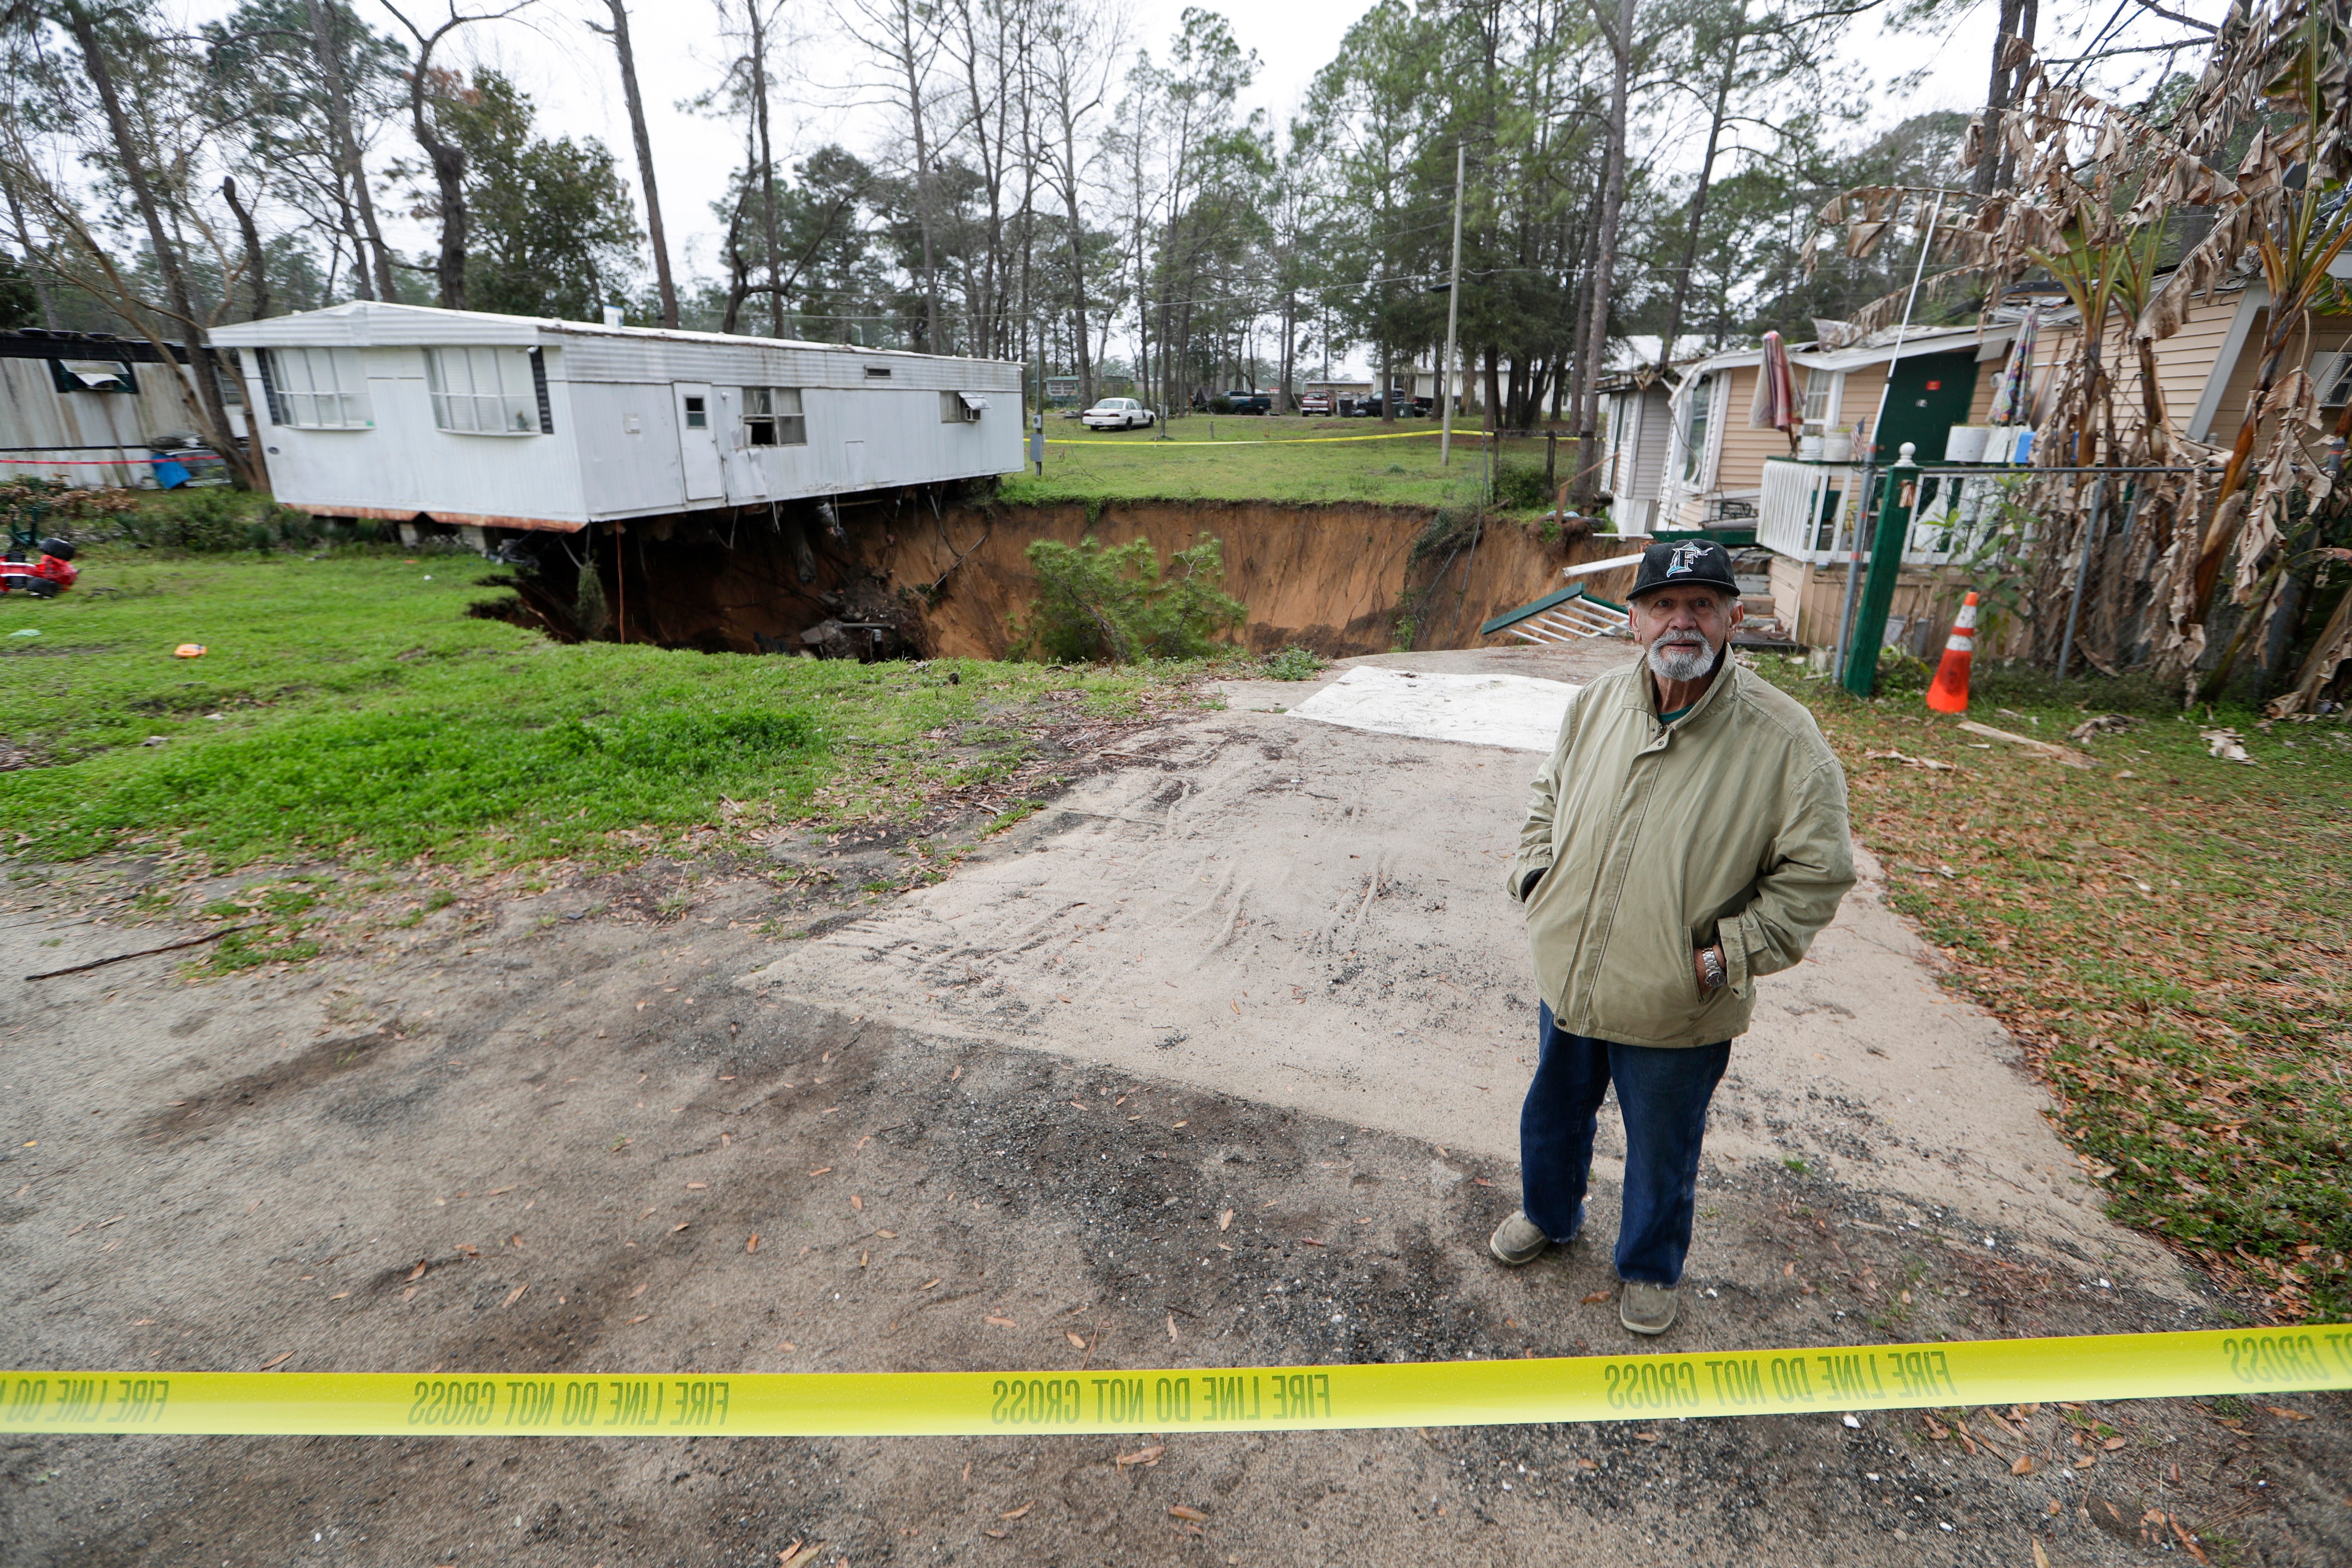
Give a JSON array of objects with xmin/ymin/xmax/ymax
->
[{"xmin": 206, "ymin": 301, "xmax": 1019, "ymax": 368}]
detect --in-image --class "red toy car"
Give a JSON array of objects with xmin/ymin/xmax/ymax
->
[{"xmin": 2, "ymin": 538, "xmax": 78, "ymax": 597}]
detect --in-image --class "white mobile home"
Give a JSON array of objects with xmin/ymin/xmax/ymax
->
[{"xmin": 207, "ymin": 303, "xmax": 1025, "ymax": 533}]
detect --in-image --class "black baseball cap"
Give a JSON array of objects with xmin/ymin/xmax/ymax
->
[{"xmin": 1626, "ymin": 539, "xmax": 1738, "ymax": 600}]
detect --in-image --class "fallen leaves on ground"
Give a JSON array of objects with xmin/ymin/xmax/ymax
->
[
  {"xmin": 1865, "ymin": 748, "xmax": 1957, "ymax": 771},
  {"xmin": 1116, "ymin": 1445, "xmax": 1165, "ymax": 1468},
  {"xmin": 1168, "ymin": 1505, "xmax": 1209, "ymax": 1522},
  {"xmin": 1765, "ymin": 664, "xmax": 2352, "ymax": 1323},
  {"xmin": 985, "ymin": 1315, "xmax": 1017, "ymax": 1328},
  {"xmin": 998, "ymin": 1503, "xmax": 1033, "ymax": 1521}
]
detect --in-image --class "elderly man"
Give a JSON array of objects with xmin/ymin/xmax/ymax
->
[{"xmin": 1490, "ymin": 539, "xmax": 1855, "ymax": 1335}]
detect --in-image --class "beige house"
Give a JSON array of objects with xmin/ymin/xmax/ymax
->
[{"xmin": 1641, "ymin": 282, "xmax": 2352, "ymax": 651}]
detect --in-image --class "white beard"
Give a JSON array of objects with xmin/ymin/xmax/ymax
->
[{"xmin": 1645, "ymin": 637, "xmax": 1718, "ymax": 684}]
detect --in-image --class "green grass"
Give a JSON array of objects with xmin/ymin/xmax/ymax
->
[
  {"xmin": 1761, "ymin": 658, "xmax": 2352, "ymax": 1323},
  {"xmin": 1005, "ymin": 415, "xmax": 1576, "ymax": 509},
  {"xmin": 0, "ymin": 546, "xmax": 1182, "ymax": 870}
]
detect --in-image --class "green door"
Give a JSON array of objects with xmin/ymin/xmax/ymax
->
[{"xmin": 1872, "ymin": 350, "xmax": 1979, "ymax": 463}]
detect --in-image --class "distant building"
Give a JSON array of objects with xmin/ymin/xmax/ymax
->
[{"xmin": 0, "ymin": 329, "xmax": 248, "ymax": 487}]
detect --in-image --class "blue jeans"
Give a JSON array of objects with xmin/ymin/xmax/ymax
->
[{"xmin": 1519, "ymin": 1002, "xmax": 1730, "ymax": 1286}]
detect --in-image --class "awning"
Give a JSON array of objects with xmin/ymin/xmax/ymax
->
[
  {"xmin": 958, "ymin": 392, "xmax": 990, "ymax": 413},
  {"xmin": 63, "ymin": 362, "xmax": 132, "ymax": 392}
]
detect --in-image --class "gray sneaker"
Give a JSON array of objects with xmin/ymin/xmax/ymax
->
[
  {"xmin": 1620, "ymin": 1280, "xmax": 1680, "ymax": 1335},
  {"xmin": 1488, "ymin": 1210, "xmax": 1550, "ymax": 1267}
]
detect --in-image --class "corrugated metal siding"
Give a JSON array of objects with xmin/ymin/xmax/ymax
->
[
  {"xmin": 1602, "ymin": 387, "xmax": 1672, "ymax": 501},
  {"xmin": 0, "ymin": 358, "xmax": 234, "ymax": 485}
]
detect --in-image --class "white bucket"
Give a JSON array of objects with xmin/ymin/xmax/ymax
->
[
  {"xmin": 1798, "ymin": 435, "xmax": 1825, "ymax": 459},
  {"xmin": 1821, "ymin": 433, "xmax": 1854, "ymax": 462},
  {"xmin": 1944, "ymin": 425, "xmax": 1992, "ymax": 463}
]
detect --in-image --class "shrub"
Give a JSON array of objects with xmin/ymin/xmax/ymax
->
[
  {"xmin": 1011, "ymin": 533, "xmax": 1247, "ymax": 664},
  {"xmin": 1262, "ymin": 644, "xmax": 1326, "ymax": 681},
  {"xmin": 1875, "ymin": 645, "xmax": 1934, "ymax": 696},
  {"xmin": 1493, "ymin": 463, "xmax": 1556, "ymax": 511},
  {"xmin": 0, "ymin": 477, "xmax": 140, "ymax": 544},
  {"xmin": 1408, "ymin": 506, "xmax": 1479, "ymax": 565}
]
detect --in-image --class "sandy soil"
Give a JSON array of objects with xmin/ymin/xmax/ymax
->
[{"xmin": 2, "ymin": 646, "xmax": 2346, "ymax": 1568}]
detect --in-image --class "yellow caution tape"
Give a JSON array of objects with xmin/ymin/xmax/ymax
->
[
  {"xmin": 6, "ymin": 1328, "xmax": 2346, "ymax": 1436},
  {"xmin": 1046, "ymin": 427, "xmax": 1488, "ymax": 448}
]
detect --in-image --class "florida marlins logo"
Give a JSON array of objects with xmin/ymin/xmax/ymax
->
[{"xmin": 1665, "ymin": 542, "xmax": 1710, "ymax": 577}]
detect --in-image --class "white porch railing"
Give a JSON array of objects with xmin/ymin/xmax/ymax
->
[
  {"xmin": 1757, "ymin": 457, "xmax": 2019, "ymax": 568},
  {"xmin": 1756, "ymin": 460, "xmax": 1857, "ymax": 562}
]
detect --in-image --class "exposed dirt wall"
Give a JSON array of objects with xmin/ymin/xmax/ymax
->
[
  {"xmin": 879, "ymin": 500, "xmax": 1644, "ymax": 659},
  {"xmin": 487, "ymin": 497, "xmax": 1647, "ymax": 660}
]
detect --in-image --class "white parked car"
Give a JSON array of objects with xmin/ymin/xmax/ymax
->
[{"xmin": 1081, "ymin": 397, "xmax": 1156, "ymax": 430}]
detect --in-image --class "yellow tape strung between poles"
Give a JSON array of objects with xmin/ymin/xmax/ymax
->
[
  {"xmin": 7, "ymin": 1328, "xmax": 2346, "ymax": 1438},
  {"xmin": 1044, "ymin": 428, "xmax": 1490, "ymax": 448}
]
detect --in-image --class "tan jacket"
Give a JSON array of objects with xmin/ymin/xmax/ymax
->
[{"xmin": 1507, "ymin": 655, "xmax": 1855, "ymax": 1047}]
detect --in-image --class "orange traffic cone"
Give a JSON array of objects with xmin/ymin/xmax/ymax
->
[{"xmin": 1925, "ymin": 593, "xmax": 1977, "ymax": 713}]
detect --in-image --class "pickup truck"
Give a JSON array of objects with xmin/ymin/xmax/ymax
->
[
  {"xmin": 1298, "ymin": 392, "xmax": 1334, "ymax": 416},
  {"xmin": 1224, "ymin": 389, "xmax": 1272, "ymax": 414}
]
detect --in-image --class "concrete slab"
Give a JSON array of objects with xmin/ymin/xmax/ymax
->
[
  {"xmin": 741, "ymin": 660, "xmax": 2188, "ymax": 1300},
  {"xmin": 1287, "ymin": 666, "xmax": 1578, "ymax": 753}
]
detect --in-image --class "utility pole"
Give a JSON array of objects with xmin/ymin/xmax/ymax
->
[{"xmin": 1439, "ymin": 141, "xmax": 1465, "ymax": 467}]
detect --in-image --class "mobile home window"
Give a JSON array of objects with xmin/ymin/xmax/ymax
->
[
  {"xmin": 263, "ymin": 347, "xmax": 371, "ymax": 429},
  {"xmin": 1679, "ymin": 375, "xmax": 1712, "ymax": 484},
  {"xmin": 1800, "ymin": 368, "xmax": 1834, "ymax": 426},
  {"xmin": 426, "ymin": 346, "xmax": 540, "ymax": 435},
  {"xmin": 744, "ymin": 387, "xmax": 806, "ymax": 446},
  {"xmin": 940, "ymin": 391, "xmax": 984, "ymax": 424}
]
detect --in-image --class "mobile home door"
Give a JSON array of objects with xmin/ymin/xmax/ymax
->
[{"xmin": 672, "ymin": 383, "xmax": 723, "ymax": 501}]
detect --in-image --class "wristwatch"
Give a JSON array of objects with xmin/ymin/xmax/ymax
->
[{"xmin": 1697, "ymin": 943, "xmax": 1727, "ymax": 991}]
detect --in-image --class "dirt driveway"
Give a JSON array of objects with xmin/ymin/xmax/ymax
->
[{"xmin": 3, "ymin": 647, "xmax": 2345, "ymax": 1567}]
